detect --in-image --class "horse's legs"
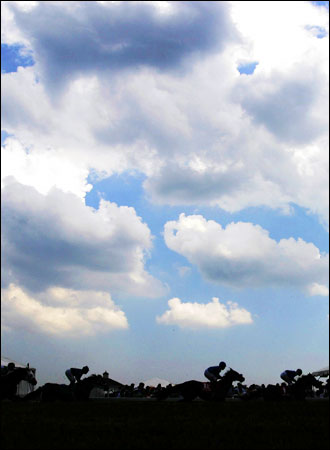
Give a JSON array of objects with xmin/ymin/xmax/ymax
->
[{"xmin": 181, "ymin": 388, "xmax": 198, "ymax": 401}]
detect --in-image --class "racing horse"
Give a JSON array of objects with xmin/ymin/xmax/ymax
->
[
  {"xmin": 24, "ymin": 374, "xmax": 104, "ymax": 402},
  {"xmin": 157, "ymin": 368, "xmax": 245, "ymax": 402},
  {"xmin": 263, "ymin": 373, "xmax": 324, "ymax": 401},
  {"xmin": 1, "ymin": 367, "xmax": 37, "ymax": 400},
  {"xmin": 289, "ymin": 373, "xmax": 323, "ymax": 400}
]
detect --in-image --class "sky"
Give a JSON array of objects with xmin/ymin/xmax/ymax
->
[{"xmin": 1, "ymin": 1, "xmax": 329, "ymax": 388}]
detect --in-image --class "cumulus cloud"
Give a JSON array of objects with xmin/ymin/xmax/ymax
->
[
  {"xmin": 1, "ymin": 2, "xmax": 328, "ymax": 226},
  {"xmin": 1, "ymin": 283, "xmax": 128, "ymax": 336},
  {"xmin": 3, "ymin": 1, "xmax": 235, "ymax": 93},
  {"xmin": 237, "ymin": 67, "xmax": 327, "ymax": 145},
  {"xmin": 229, "ymin": 1, "xmax": 329, "ymax": 74},
  {"xmin": 164, "ymin": 214, "xmax": 329, "ymax": 295},
  {"xmin": 307, "ymin": 283, "xmax": 329, "ymax": 297},
  {"xmin": 1, "ymin": 179, "xmax": 165, "ymax": 297},
  {"xmin": 156, "ymin": 296, "xmax": 253, "ymax": 329},
  {"xmin": 1, "ymin": 137, "xmax": 92, "ymax": 199}
]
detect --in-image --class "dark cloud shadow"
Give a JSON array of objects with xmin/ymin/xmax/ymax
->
[{"xmin": 10, "ymin": 1, "xmax": 237, "ymax": 95}]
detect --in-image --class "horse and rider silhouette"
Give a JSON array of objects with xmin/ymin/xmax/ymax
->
[
  {"xmin": 1, "ymin": 366, "xmax": 37, "ymax": 400},
  {"xmin": 250, "ymin": 373, "xmax": 324, "ymax": 401},
  {"xmin": 1, "ymin": 364, "xmax": 325, "ymax": 402},
  {"xmin": 157, "ymin": 368, "xmax": 245, "ymax": 402},
  {"xmin": 1, "ymin": 363, "xmax": 103, "ymax": 402},
  {"xmin": 23, "ymin": 374, "xmax": 105, "ymax": 402}
]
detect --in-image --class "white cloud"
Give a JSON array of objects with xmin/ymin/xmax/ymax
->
[
  {"xmin": 164, "ymin": 214, "xmax": 329, "ymax": 295},
  {"xmin": 1, "ymin": 2, "xmax": 38, "ymax": 46},
  {"xmin": 156, "ymin": 296, "xmax": 253, "ymax": 329},
  {"xmin": 229, "ymin": 1, "xmax": 329, "ymax": 75},
  {"xmin": 307, "ymin": 283, "xmax": 329, "ymax": 297},
  {"xmin": 1, "ymin": 180, "xmax": 165, "ymax": 298},
  {"xmin": 1, "ymin": 137, "xmax": 92, "ymax": 200},
  {"xmin": 1, "ymin": 283, "xmax": 129, "ymax": 336},
  {"xmin": 1, "ymin": 2, "xmax": 328, "ymax": 226}
]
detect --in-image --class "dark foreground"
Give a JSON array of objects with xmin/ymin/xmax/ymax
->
[{"xmin": 1, "ymin": 399, "xmax": 329, "ymax": 449}]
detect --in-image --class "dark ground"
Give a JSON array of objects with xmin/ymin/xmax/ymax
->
[{"xmin": 1, "ymin": 398, "xmax": 329, "ymax": 449}]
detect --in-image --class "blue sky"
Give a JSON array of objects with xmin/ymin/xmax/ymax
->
[{"xmin": 1, "ymin": 1, "xmax": 329, "ymax": 387}]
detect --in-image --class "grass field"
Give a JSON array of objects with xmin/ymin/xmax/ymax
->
[{"xmin": 1, "ymin": 399, "xmax": 329, "ymax": 449}]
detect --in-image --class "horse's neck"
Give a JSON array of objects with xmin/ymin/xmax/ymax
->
[
  {"xmin": 295, "ymin": 376, "xmax": 313, "ymax": 389},
  {"xmin": 76, "ymin": 379, "xmax": 95, "ymax": 391},
  {"xmin": 220, "ymin": 375, "xmax": 234, "ymax": 388},
  {"xmin": 12, "ymin": 370, "xmax": 24, "ymax": 380},
  {"xmin": 4, "ymin": 370, "xmax": 23, "ymax": 384},
  {"xmin": 297, "ymin": 376, "xmax": 308, "ymax": 385}
]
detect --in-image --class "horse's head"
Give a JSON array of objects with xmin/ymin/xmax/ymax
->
[
  {"xmin": 224, "ymin": 368, "xmax": 245, "ymax": 383},
  {"xmin": 24, "ymin": 368, "xmax": 37, "ymax": 386},
  {"xmin": 12, "ymin": 367, "xmax": 37, "ymax": 386},
  {"xmin": 296, "ymin": 373, "xmax": 323, "ymax": 390},
  {"xmin": 306, "ymin": 373, "xmax": 323, "ymax": 388}
]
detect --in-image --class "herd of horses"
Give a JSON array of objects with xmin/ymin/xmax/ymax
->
[
  {"xmin": 1, "ymin": 366, "xmax": 326, "ymax": 403},
  {"xmin": 156, "ymin": 369, "xmax": 325, "ymax": 402}
]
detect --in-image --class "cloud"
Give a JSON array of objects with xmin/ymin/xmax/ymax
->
[
  {"xmin": 156, "ymin": 296, "xmax": 253, "ymax": 329},
  {"xmin": 307, "ymin": 283, "xmax": 329, "ymax": 297},
  {"xmin": 1, "ymin": 283, "xmax": 129, "ymax": 336},
  {"xmin": 1, "ymin": 1, "xmax": 328, "ymax": 228},
  {"xmin": 143, "ymin": 161, "xmax": 247, "ymax": 205},
  {"xmin": 229, "ymin": 1, "xmax": 329, "ymax": 74},
  {"xmin": 1, "ymin": 179, "xmax": 165, "ymax": 297},
  {"xmin": 1, "ymin": 2, "xmax": 38, "ymax": 47},
  {"xmin": 236, "ymin": 65, "xmax": 328, "ymax": 145},
  {"xmin": 4, "ymin": 1, "xmax": 235, "ymax": 93},
  {"xmin": 1, "ymin": 137, "xmax": 92, "ymax": 199},
  {"xmin": 164, "ymin": 214, "xmax": 329, "ymax": 295}
]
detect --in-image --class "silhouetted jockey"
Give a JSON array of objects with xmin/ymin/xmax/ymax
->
[
  {"xmin": 1, "ymin": 362, "xmax": 16, "ymax": 376},
  {"xmin": 65, "ymin": 366, "xmax": 89, "ymax": 386},
  {"xmin": 204, "ymin": 361, "xmax": 227, "ymax": 382},
  {"xmin": 280, "ymin": 369, "xmax": 302, "ymax": 385}
]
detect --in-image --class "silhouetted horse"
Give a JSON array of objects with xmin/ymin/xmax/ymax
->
[
  {"xmin": 1, "ymin": 367, "xmax": 37, "ymax": 400},
  {"xmin": 289, "ymin": 373, "xmax": 323, "ymax": 400},
  {"xmin": 263, "ymin": 373, "xmax": 323, "ymax": 401},
  {"xmin": 24, "ymin": 374, "xmax": 104, "ymax": 402},
  {"xmin": 158, "ymin": 368, "xmax": 245, "ymax": 402}
]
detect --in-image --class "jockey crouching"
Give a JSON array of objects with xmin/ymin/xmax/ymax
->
[
  {"xmin": 280, "ymin": 369, "xmax": 302, "ymax": 386},
  {"xmin": 204, "ymin": 361, "xmax": 226, "ymax": 390},
  {"xmin": 65, "ymin": 366, "xmax": 89, "ymax": 386}
]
